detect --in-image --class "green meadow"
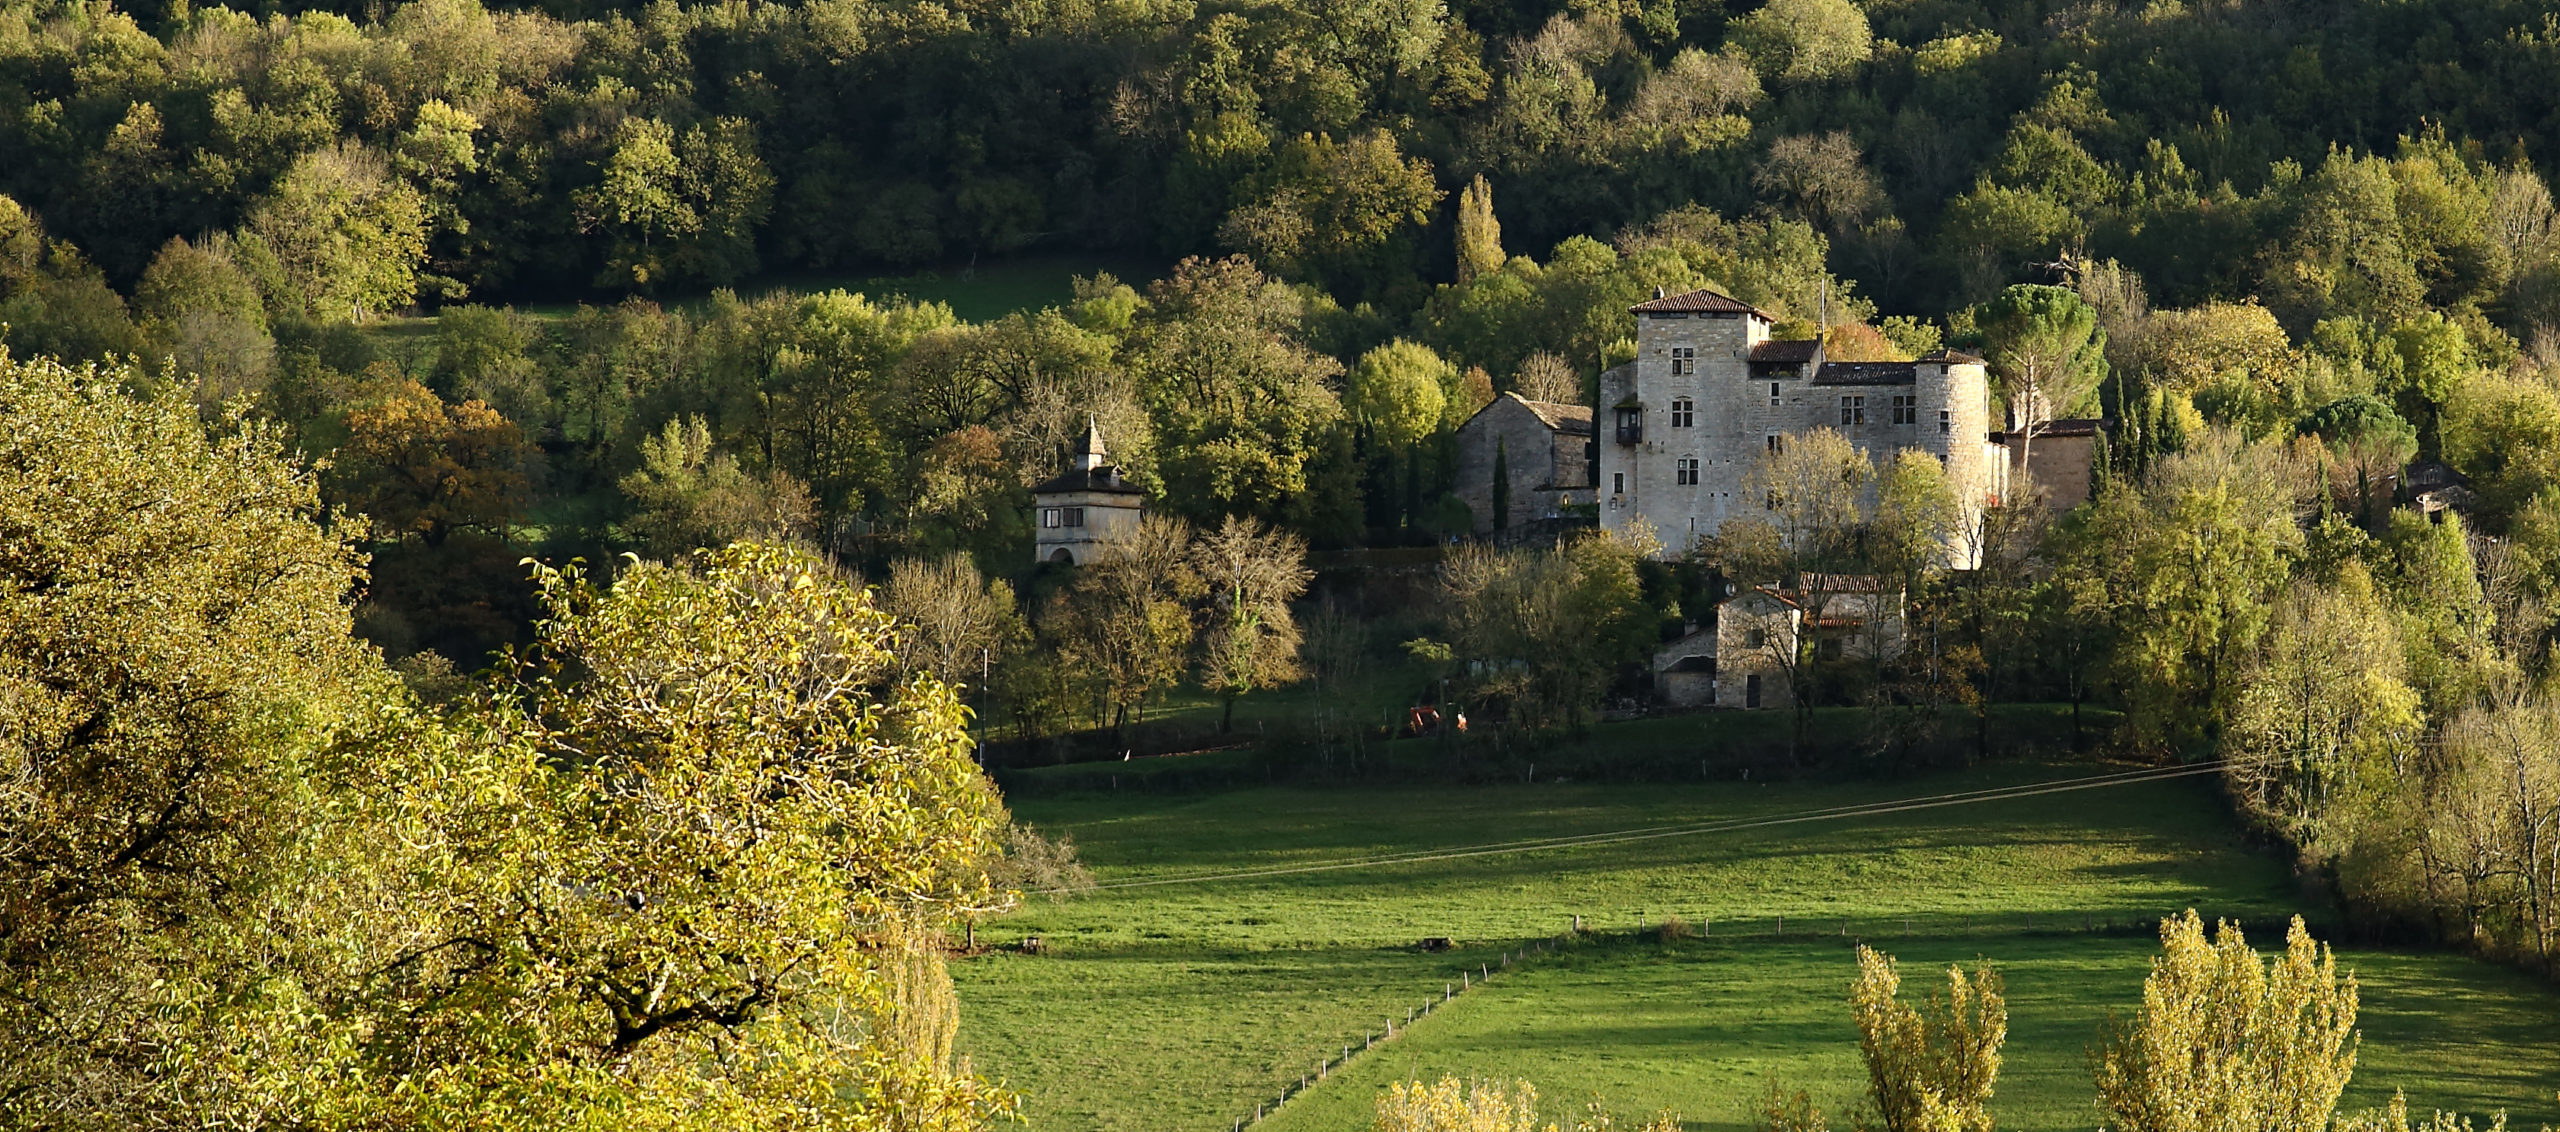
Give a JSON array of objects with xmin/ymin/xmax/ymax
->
[{"xmin": 949, "ymin": 744, "xmax": 2560, "ymax": 1131}]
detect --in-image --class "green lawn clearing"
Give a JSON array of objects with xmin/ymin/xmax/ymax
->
[
  {"xmin": 1255, "ymin": 934, "xmax": 2560, "ymax": 1132},
  {"xmin": 951, "ymin": 753, "xmax": 2560, "ymax": 1131}
]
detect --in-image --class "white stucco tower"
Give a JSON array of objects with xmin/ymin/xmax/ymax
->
[
  {"xmin": 1596, "ymin": 287, "xmax": 2002, "ymax": 564},
  {"xmin": 1031, "ymin": 416, "xmax": 1145, "ymax": 565}
]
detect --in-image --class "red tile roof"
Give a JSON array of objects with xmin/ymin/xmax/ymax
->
[{"xmin": 1629, "ymin": 287, "xmax": 1771, "ymax": 317}]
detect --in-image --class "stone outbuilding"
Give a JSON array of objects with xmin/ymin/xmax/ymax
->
[
  {"xmin": 1453, "ymin": 393, "xmax": 1594, "ymax": 534},
  {"xmin": 2404, "ymin": 460, "xmax": 2479, "ymax": 521},
  {"xmin": 1652, "ymin": 623, "xmax": 1721, "ymax": 708},
  {"xmin": 1649, "ymin": 575, "xmax": 1907, "ymax": 709},
  {"xmin": 1030, "ymin": 417, "xmax": 1144, "ymax": 565},
  {"xmin": 2003, "ymin": 418, "xmax": 2105, "ymax": 511}
]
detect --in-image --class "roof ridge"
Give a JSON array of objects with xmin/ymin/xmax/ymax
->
[{"xmin": 1629, "ymin": 287, "xmax": 1771, "ymax": 317}]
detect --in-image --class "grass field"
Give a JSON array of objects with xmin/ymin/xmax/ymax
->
[
  {"xmin": 950, "ymin": 749, "xmax": 2560, "ymax": 1131},
  {"xmin": 1256, "ymin": 936, "xmax": 2560, "ymax": 1132}
]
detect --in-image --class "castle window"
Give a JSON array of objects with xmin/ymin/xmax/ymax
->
[
  {"xmin": 1765, "ymin": 434, "xmax": 1785, "ymax": 456},
  {"xmin": 1746, "ymin": 628, "xmax": 1768, "ymax": 649},
  {"xmin": 1769, "ymin": 382, "xmax": 1781, "ymax": 407},
  {"xmin": 1893, "ymin": 395, "xmax": 1916, "ymax": 424},
  {"xmin": 1839, "ymin": 395, "xmax": 1866, "ymax": 425},
  {"xmin": 1670, "ymin": 397, "xmax": 1695, "ymax": 427},
  {"xmin": 1677, "ymin": 457, "xmax": 1699, "ymax": 485},
  {"xmin": 1939, "ymin": 409, "xmax": 1952, "ymax": 434},
  {"xmin": 1040, "ymin": 507, "xmax": 1086, "ymax": 529},
  {"xmin": 1671, "ymin": 347, "xmax": 1696, "ymax": 375},
  {"xmin": 1612, "ymin": 472, "xmax": 1625, "ymax": 495}
]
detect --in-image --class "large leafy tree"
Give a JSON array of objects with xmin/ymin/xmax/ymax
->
[
  {"xmin": 1132, "ymin": 257, "xmax": 1349, "ymax": 534},
  {"xmin": 2227, "ymin": 565, "xmax": 2424, "ymax": 848},
  {"xmin": 1436, "ymin": 528, "xmax": 1656, "ymax": 732},
  {"xmin": 235, "ymin": 144, "xmax": 430, "ymax": 321},
  {"xmin": 617, "ymin": 415, "xmax": 817, "ymax": 558},
  {"xmin": 332, "ymin": 371, "xmax": 533, "ymax": 546},
  {"xmin": 0, "ymin": 355, "xmax": 380, "ymax": 1128},
  {"xmin": 2067, "ymin": 435, "xmax": 2305, "ymax": 753},
  {"xmin": 346, "ymin": 543, "xmax": 1016, "ymax": 1128}
]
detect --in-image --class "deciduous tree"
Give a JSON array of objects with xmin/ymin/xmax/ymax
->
[
  {"xmin": 2092, "ymin": 912, "xmax": 2360, "ymax": 1132},
  {"xmin": 1849, "ymin": 946, "xmax": 2005, "ymax": 1132},
  {"xmin": 333, "ymin": 370, "xmax": 533, "ymax": 546},
  {"xmin": 1193, "ymin": 514, "xmax": 1313, "ymax": 731},
  {"xmin": 0, "ymin": 355, "xmax": 378, "ymax": 1127}
]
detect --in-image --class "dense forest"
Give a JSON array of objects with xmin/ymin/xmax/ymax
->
[
  {"xmin": 9, "ymin": 0, "xmax": 2560, "ymax": 1125},
  {"xmin": 6, "ymin": 0, "xmax": 2560, "ymax": 318}
]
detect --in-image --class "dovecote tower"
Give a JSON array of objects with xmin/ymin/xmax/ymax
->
[{"xmin": 1030, "ymin": 417, "xmax": 1145, "ymax": 565}]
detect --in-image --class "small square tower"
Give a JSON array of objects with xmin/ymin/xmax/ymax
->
[{"xmin": 1030, "ymin": 417, "xmax": 1145, "ymax": 565}]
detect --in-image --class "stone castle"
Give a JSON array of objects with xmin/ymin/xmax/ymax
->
[{"xmin": 1596, "ymin": 287, "xmax": 2004, "ymax": 564}]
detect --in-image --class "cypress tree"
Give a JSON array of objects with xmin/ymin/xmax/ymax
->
[{"xmin": 2088, "ymin": 428, "xmax": 2113, "ymax": 499}]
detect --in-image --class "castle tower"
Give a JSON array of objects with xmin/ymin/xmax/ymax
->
[{"xmin": 1598, "ymin": 287, "xmax": 1996, "ymax": 566}]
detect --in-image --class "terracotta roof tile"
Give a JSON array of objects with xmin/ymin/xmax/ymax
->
[{"xmin": 1629, "ymin": 287, "xmax": 1770, "ymax": 317}]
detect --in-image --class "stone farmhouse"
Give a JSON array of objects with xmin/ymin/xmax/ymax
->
[
  {"xmin": 1452, "ymin": 393, "xmax": 1594, "ymax": 534},
  {"xmin": 1596, "ymin": 287, "xmax": 2005, "ymax": 564},
  {"xmin": 1652, "ymin": 575, "xmax": 1906, "ymax": 709},
  {"xmin": 1029, "ymin": 418, "xmax": 1144, "ymax": 565}
]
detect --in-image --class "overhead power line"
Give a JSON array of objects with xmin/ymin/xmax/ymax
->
[{"xmin": 1046, "ymin": 761, "xmax": 2231, "ymax": 894}]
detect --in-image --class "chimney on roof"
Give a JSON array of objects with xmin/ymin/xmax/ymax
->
[{"xmin": 1652, "ymin": 286, "xmax": 1666, "ymax": 300}]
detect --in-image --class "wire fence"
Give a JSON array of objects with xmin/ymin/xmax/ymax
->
[
  {"xmin": 1230, "ymin": 934, "xmax": 1563, "ymax": 1132},
  {"xmin": 1223, "ymin": 903, "xmax": 2319, "ymax": 1131}
]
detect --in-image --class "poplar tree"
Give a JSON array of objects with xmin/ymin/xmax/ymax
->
[
  {"xmin": 1849, "ymin": 946, "xmax": 2006, "ymax": 1132},
  {"xmin": 1456, "ymin": 174, "xmax": 1504, "ymax": 286},
  {"xmin": 2092, "ymin": 912, "xmax": 2360, "ymax": 1132}
]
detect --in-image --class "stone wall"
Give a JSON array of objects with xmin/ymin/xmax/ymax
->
[{"xmin": 1454, "ymin": 396, "xmax": 1588, "ymax": 534}]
